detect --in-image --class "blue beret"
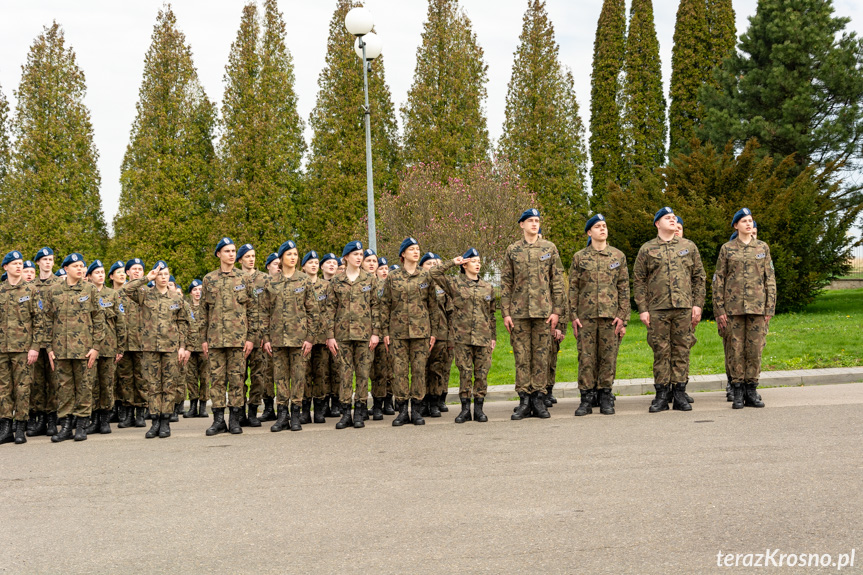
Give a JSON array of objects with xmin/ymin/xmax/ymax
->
[
  {"xmin": 23, "ymin": 260, "xmax": 35, "ymax": 270},
  {"xmin": 302, "ymin": 250, "xmax": 319, "ymax": 267},
  {"xmin": 399, "ymin": 237, "xmax": 418, "ymax": 256},
  {"xmin": 389, "ymin": 264, "xmax": 400, "ymax": 271},
  {"xmin": 151, "ymin": 260, "xmax": 167, "ymax": 272},
  {"xmin": 265, "ymin": 252, "xmax": 279, "ymax": 267},
  {"xmin": 654, "ymin": 206, "xmax": 674, "ymax": 224},
  {"xmin": 169, "ymin": 275, "xmax": 176, "ymax": 284},
  {"xmin": 753, "ymin": 220, "xmax": 758, "ymax": 229},
  {"xmin": 108, "ymin": 260, "xmax": 125, "ymax": 277},
  {"xmin": 584, "ymin": 214, "xmax": 605, "ymax": 232},
  {"xmin": 363, "ymin": 248, "xmax": 377, "ymax": 259},
  {"xmin": 320, "ymin": 253, "xmax": 338, "ymax": 265},
  {"xmin": 1, "ymin": 273, "xmax": 6, "ymax": 282},
  {"xmin": 188, "ymin": 279, "xmax": 202, "ymax": 293},
  {"xmin": 732, "ymin": 208, "xmax": 752, "ymax": 227},
  {"xmin": 676, "ymin": 216, "xmax": 684, "ymax": 226},
  {"xmin": 2, "ymin": 250, "xmax": 23, "ymax": 267},
  {"xmin": 55, "ymin": 269, "xmax": 66, "ymax": 277},
  {"xmin": 236, "ymin": 243, "xmax": 254, "ymax": 260},
  {"xmin": 463, "ymin": 248, "xmax": 479, "ymax": 260},
  {"xmin": 33, "ymin": 247, "xmax": 54, "ymax": 262},
  {"xmin": 277, "ymin": 240, "xmax": 297, "ymax": 258},
  {"xmin": 147, "ymin": 281, "xmax": 154, "ymax": 288},
  {"xmin": 342, "ymin": 241, "xmax": 363, "ymax": 258},
  {"xmin": 125, "ymin": 258, "xmax": 144, "ymax": 272},
  {"xmin": 214, "ymin": 237, "xmax": 234, "ymax": 257},
  {"xmin": 61, "ymin": 253, "xmax": 86, "ymax": 268},
  {"xmin": 519, "ymin": 208, "xmax": 541, "ymax": 223},
  {"xmin": 86, "ymin": 259, "xmax": 104, "ymax": 276},
  {"xmin": 377, "ymin": 256, "xmax": 388, "ymax": 266},
  {"xmin": 419, "ymin": 252, "xmax": 436, "ymax": 267},
  {"xmin": 730, "ymin": 231, "xmax": 738, "ymax": 241},
  {"xmin": 338, "ymin": 258, "xmax": 344, "ymax": 266},
  {"xmin": 587, "ymin": 237, "xmax": 593, "ymax": 246}
]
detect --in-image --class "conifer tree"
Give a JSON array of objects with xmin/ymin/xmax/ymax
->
[
  {"xmin": 706, "ymin": 0, "xmax": 736, "ymax": 68},
  {"xmin": 668, "ymin": 0, "xmax": 711, "ymax": 154}
]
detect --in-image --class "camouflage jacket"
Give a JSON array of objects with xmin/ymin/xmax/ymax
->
[
  {"xmin": 42, "ymin": 279, "xmax": 106, "ymax": 359},
  {"xmin": 309, "ymin": 277, "xmax": 330, "ymax": 345},
  {"xmin": 325, "ymin": 270, "xmax": 379, "ymax": 342},
  {"xmin": 431, "ymin": 274, "xmax": 452, "ymax": 341},
  {"xmin": 200, "ymin": 268, "xmax": 260, "ymax": 348},
  {"xmin": 33, "ymin": 275, "xmax": 59, "ymax": 348},
  {"xmin": 260, "ymin": 271, "xmax": 317, "ymax": 348},
  {"xmin": 96, "ymin": 286, "xmax": 127, "ymax": 357},
  {"xmin": 117, "ymin": 283, "xmax": 143, "ymax": 352},
  {"xmin": 187, "ymin": 300, "xmax": 206, "ymax": 353},
  {"xmin": 246, "ymin": 270, "xmax": 270, "ymax": 347},
  {"xmin": 500, "ymin": 238, "xmax": 567, "ymax": 320},
  {"xmin": 0, "ymin": 280, "xmax": 42, "ymax": 353},
  {"xmin": 182, "ymin": 300, "xmax": 199, "ymax": 351},
  {"xmin": 712, "ymin": 238, "xmax": 777, "ymax": 317},
  {"xmin": 122, "ymin": 278, "xmax": 190, "ymax": 352},
  {"xmin": 568, "ymin": 245, "xmax": 631, "ymax": 324},
  {"xmin": 380, "ymin": 266, "xmax": 437, "ymax": 340},
  {"xmin": 430, "ymin": 261, "xmax": 496, "ymax": 347},
  {"xmin": 633, "ymin": 236, "xmax": 706, "ymax": 313}
]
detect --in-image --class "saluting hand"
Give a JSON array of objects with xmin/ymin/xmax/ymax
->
[{"xmin": 452, "ymin": 256, "xmax": 464, "ymax": 266}]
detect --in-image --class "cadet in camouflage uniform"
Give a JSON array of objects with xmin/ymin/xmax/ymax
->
[
  {"xmin": 430, "ymin": 248, "xmax": 496, "ymax": 423},
  {"xmin": 42, "ymin": 253, "xmax": 106, "ymax": 442},
  {"xmin": 200, "ymin": 238, "xmax": 259, "ymax": 436},
  {"xmin": 22, "ymin": 260, "xmax": 36, "ymax": 284},
  {"xmin": 633, "ymin": 207, "xmax": 706, "ymax": 413},
  {"xmin": 325, "ymin": 241, "xmax": 380, "ymax": 429},
  {"xmin": 538, "ymin": 230, "xmax": 566, "ymax": 409},
  {"xmin": 569, "ymin": 215, "xmax": 630, "ymax": 416},
  {"xmin": 237, "ymin": 243, "xmax": 269, "ymax": 427},
  {"xmin": 261, "ymin": 240, "xmax": 316, "ymax": 432},
  {"xmin": 183, "ymin": 279, "xmax": 209, "ymax": 418},
  {"xmin": 714, "ymin": 209, "xmax": 776, "ymax": 409},
  {"xmin": 0, "ymin": 251, "xmax": 41, "ymax": 445},
  {"xmin": 302, "ymin": 250, "xmax": 331, "ymax": 424},
  {"xmin": 117, "ymin": 258, "xmax": 148, "ymax": 429},
  {"xmin": 168, "ymin": 275, "xmax": 192, "ymax": 422},
  {"xmin": 381, "ymin": 237, "xmax": 438, "ymax": 427},
  {"xmin": 422, "ymin": 252, "xmax": 453, "ymax": 417},
  {"xmin": 27, "ymin": 247, "xmax": 59, "ymax": 437},
  {"xmin": 259, "ymin": 252, "xmax": 282, "ymax": 421},
  {"xmin": 672, "ymin": 216, "xmax": 695, "ymax": 405},
  {"xmin": 123, "ymin": 263, "xmax": 190, "ymax": 438},
  {"xmin": 501, "ymin": 209, "xmax": 566, "ymax": 420},
  {"xmin": 106, "ymin": 260, "xmax": 127, "ymax": 424},
  {"xmin": 369, "ymin": 255, "xmax": 395, "ymax": 418},
  {"xmin": 84, "ymin": 260, "xmax": 126, "ymax": 435}
]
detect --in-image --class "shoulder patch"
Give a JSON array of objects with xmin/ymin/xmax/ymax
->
[
  {"xmin": 609, "ymin": 262, "xmax": 620, "ymax": 270},
  {"xmin": 190, "ymin": 311, "xmax": 195, "ymax": 320},
  {"xmin": 99, "ymin": 297, "xmax": 113, "ymax": 308},
  {"xmin": 38, "ymin": 299, "xmax": 43, "ymax": 310},
  {"xmin": 677, "ymin": 249, "xmax": 689, "ymax": 257},
  {"xmin": 118, "ymin": 302, "xmax": 125, "ymax": 313},
  {"xmin": 18, "ymin": 295, "xmax": 30, "ymax": 303},
  {"xmin": 78, "ymin": 295, "xmax": 89, "ymax": 303},
  {"xmin": 539, "ymin": 253, "xmax": 551, "ymax": 261}
]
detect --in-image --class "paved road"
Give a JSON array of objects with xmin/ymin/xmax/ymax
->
[{"xmin": 2, "ymin": 383, "xmax": 862, "ymax": 574}]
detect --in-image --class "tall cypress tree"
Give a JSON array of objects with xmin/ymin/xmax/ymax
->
[
  {"xmin": 589, "ymin": 0, "xmax": 626, "ymax": 211},
  {"xmin": 5, "ymin": 23, "xmax": 107, "ymax": 258},
  {"xmin": 0, "ymin": 85, "xmax": 10, "ymax": 236},
  {"xmin": 668, "ymin": 0, "xmax": 711, "ymax": 155},
  {"xmin": 622, "ymin": 0, "xmax": 666, "ymax": 179},
  {"xmin": 113, "ymin": 7, "xmax": 217, "ymax": 285},
  {"xmin": 401, "ymin": 0, "xmax": 490, "ymax": 175},
  {"xmin": 303, "ymin": 0, "xmax": 401, "ymax": 253},
  {"xmin": 219, "ymin": 0, "xmax": 306, "ymax": 253},
  {"xmin": 499, "ymin": 0, "xmax": 588, "ymax": 263},
  {"xmin": 706, "ymin": 0, "xmax": 736, "ymax": 69}
]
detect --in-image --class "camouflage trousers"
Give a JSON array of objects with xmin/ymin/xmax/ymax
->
[
  {"xmin": 141, "ymin": 351, "xmax": 179, "ymax": 415},
  {"xmin": 548, "ymin": 337, "xmax": 560, "ymax": 388},
  {"xmin": 511, "ymin": 318, "xmax": 551, "ymax": 395},
  {"xmin": 0, "ymin": 352, "xmax": 32, "ymax": 420},
  {"xmin": 174, "ymin": 357, "xmax": 186, "ymax": 405},
  {"xmin": 185, "ymin": 352, "xmax": 209, "ymax": 402},
  {"xmin": 31, "ymin": 349, "xmax": 57, "ymax": 413},
  {"xmin": 93, "ymin": 357, "xmax": 117, "ymax": 411},
  {"xmin": 246, "ymin": 347, "xmax": 269, "ymax": 406},
  {"xmin": 208, "ymin": 347, "xmax": 246, "ymax": 409},
  {"xmin": 391, "ymin": 338, "xmax": 429, "ymax": 402},
  {"xmin": 577, "ymin": 318, "xmax": 621, "ymax": 390},
  {"xmin": 54, "ymin": 359, "xmax": 94, "ymax": 419},
  {"xmin": 335, "ymin": 340, "xmax": 372, "ymax": 405},
  {"xmin": 369, "ymin": 344, "xmax": 393, "ymax": 399},
  {"xmin": 718, "ymin": 323, "xmax": 731, "ymax": 380},
  {"xmin": 426, "ymin": 340, "xmax": 453, "ymax": 396},
  {"xmin": 272, "ymin": 346, "xmax": 309, "ymax": 407},
  {"xmin": 727, "ymin": 314, "xmax": 768, "ymax": 384},
  {"xmin": 453, "ymin": 344, "xmax": 492, "ymax": 399},
  {"xmin": 308, "ymin": 344, "xmax": 336, "ymax": 400},
  {"xmin": 645, "ymin": 308, "xmax": 691, "ymax": 387},
  {"xmin": 116, "ymin": 351, "xmax": 147, "ymax": 408}
]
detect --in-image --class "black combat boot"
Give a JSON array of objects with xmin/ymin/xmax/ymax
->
[
  {"xmin": 649, "ymin": 384, "xmax": 670, "ymax": 413},
  {"xmin": 133, "ymin": 406, "xmax": 146, "ymax": 428},
  {"xmin": 206, "ymin": 408, "xmax": 227, "ymax": 436},
  {"xmin": 271, "ymin": 405, "xmax": 290, "ymax": 432},
  {"xmin": 392, "ymin": 400, "xmax": 410, "ymax": 427},
  {"xmin": 110, "ymin": 401, "xmax": 120, "ymax": 423},
  {"xmin": 363, "ymin": 400, "xmax": 370, "ymax": 420},
  {"xmin": 0, "ymin": 418, "xmax": 12, "ymax": 444},
  {"xmin": 543, "ymin": 388, "xmax": 553, "ymax": 408},
  {"xmin": 383, "ymin": 393, "xmax": 395, "ymax": 416},
  {"xmin": 371, "ymin": 397, "xmax": 384, "ymax": 421},
  {"xmin": 238, "ymin": 404, "xmax": 250, "ymax": 427},
  {"xmin": 118, "ymin": 406, "xmax": 133, "ymax": 428},
  {"xmin": 546, "ymin": 385, "xmax": 558, "ymax": 405},
  {"xmin": 259, "ymin": 397, "xmax": 276, "ymax": 421},
  {"xmin": 145, "ymin": 413, "xmax": 161, "ymax": 438},
  {"xmin": 184, "ymin": 399, "xmax": 198, "ymax": 418},
  {"xmin": 438, "ymin": 392, "xmax": 449, "ymax": 412},
  {"xmin": 743, "ymin": 382, "xmax": 765, "ymax": 408},
  {"xmin": 683, "ymin": 378, "xmax": 694, "ymax": 403},
  {"xmin": 731, "ymin": 383, "xmax": 744, "ymax": 409},
  {"xmin": 51, "ymin": 416, "xmax": 74, "ymax": 443},
  {"xmin": 672, "ymin": 382, "xmax": 692, "ymax": 411},
  {"xmin": 353, "ymin": 402, "xmax": 365, "ymax": 429},
  {"xmin": 170, "ymin": 403, "xmax": 182, "ymax": 423},
  {"xmin": 428, "ymin": 395, "xmax": 441, "ymax": 418},
  {"xmin": 532, "ymin": 392, "xmax": 551, "ymax": 419},
  {"xmin": 299, "ymin": 399, "xmax": 312, "ymax": 425},
  {"xmin": 84, "ymin": 411, "xmax": 99, "ymax": 434},
  {"xmin": 247, "ymin": 404, "xmax": 261, "ymax": 427},
  {"xmin": 74, "ymin": 417, "xmax": 88, "ymax": 441},
  {"xmin": 45, "ymin": 412, "xmax": 59, "ymax": 436},
  {"xmin": 14, "ymin": 420, "xmax": 27, "ymax": 444},
  {"xmin": 26, "ymin": 412, "xmax": 46, "ymax": 437},
  {"xmin": 473, "ymin": 397, "xmax": 488, "ymax": 422},
  {"xmin": 419, "ymin": 394, "xmax": 430, "ymax": 417},
  {"xmin": 335, "ymin": 403, "xmax": 353, "ymax": 429},
  {"xmin": 159, "ymin": 414, "xmax": 171, "ymax": 438},
  {"xmin": 329, "ymin": 395, "xmax": 342, "ymax": 417},
  {"xmin": 312, "ymin": 398, "xmax": 326, "ymax": 424},
  {"xmin": 726, "ymin": 376, "xmax": 733, "ymax": 402},
  {"xmin": 598, "ymin": 388, "xmax": 615, "ymax": 415},
  {"xmin": 511, "ymin": 392, "xmax": 531, "ymax": 420},
  {"xmin": 25, "ymin": 412, "xmax": 38, "ymax": 435},
  {"xmin": 574, "ymin": 389, "xmax": 594, "ymax": 416},
  {"xmin": 454, "ymin": 398, "xmax": 471, "ymax": 423},
  {"xmin": 99, "ymin": 410, "xmax": 112, "ymax": 434},
  {"xmin": 591, "ymin": 391, "xmax": 601, "ymax": 408},
  {"xmin": 410, "ymin": 398, "xmax": 426, "ymax": 425},
  {"xmin": 289, "ymin": 404, "xmax": 302, "ymax": 431},
  {"xmin": 197, "ymin": 400, "xmax": 208, "ymax": 418},
  {"xmin": 228, "ymin": 407, "xmax": 243, "ymax": 434}
]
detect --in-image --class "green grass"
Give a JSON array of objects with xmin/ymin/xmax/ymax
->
[{"xmin": 448, "ymin": 288, "xmax": 863, "ymax": 386}]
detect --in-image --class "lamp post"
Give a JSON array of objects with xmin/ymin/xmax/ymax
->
[{"xmin": 345, "ymin": 7, "xmax": 383, "ymax": 252}]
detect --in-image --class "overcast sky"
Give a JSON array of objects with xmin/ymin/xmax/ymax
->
[{"xmin": 1, "ymin": 0, "xmax": 861, "ymax": 230}]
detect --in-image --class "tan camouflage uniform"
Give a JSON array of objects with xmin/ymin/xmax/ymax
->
[
  {"xmin": 32, "ymin": 275, "xmax": 59, "ymax": 415},
  {"xmin": 116, "ymin": 286, "xmax": 146, "ymax": 409},
  {"xmin": 307, "ymin": 277, "xmax": 334, "ymax": 401},
  {"xmin": 426, "ymin": 278, "xmax": 454, "ymax": 398},
  {"xmin": 245, "ymin": 270, "xmax": 271, "ymax": 407},
  {"xmin": 185, "ymin": 300, "xmax": 208, "ymax": 403},
  {"xmin": 370, "ymin": 277, "xmax": 393, "ymax": 399},
  {"xmin": 93, "ymin": 286, "xmax": 126, "ymax": 411},
  {"xmin": 0, "ymin": 280, "xmax": 41, "ymax": 421}
]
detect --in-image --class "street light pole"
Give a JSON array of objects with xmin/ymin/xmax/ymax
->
[{"xmin": 360, "ymin": 37, "xmax": 376, "ymax": 252}]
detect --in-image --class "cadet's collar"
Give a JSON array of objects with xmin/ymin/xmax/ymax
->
[
  {"xmin": 735, "ymin": 236, "xmax": 754, "ymax": 247},
  {"xmin": 219, "ymin": 268, "xmax": 237, "ymax": 276}
]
